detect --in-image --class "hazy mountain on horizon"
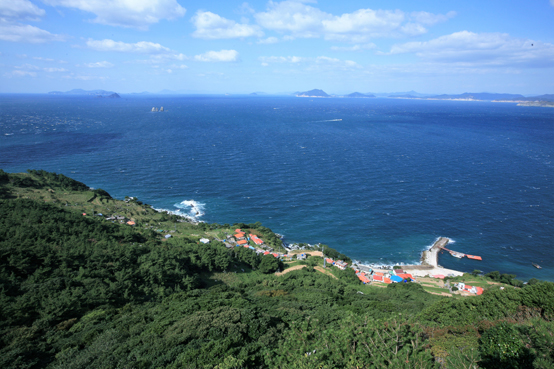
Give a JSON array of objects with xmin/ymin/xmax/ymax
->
[
  {"xmin": 346, "ymin": 92, "xmax": 375, "ymax": 98},
  {"xmin": 48, "ymin": 89, "xmax": 117, "ymax": 96},
  {"xmin": 367, "ymin": 90, "xmax": 433, "ymax": 98},
  {"xmin": 429, "ymin": 92, "xmax": 525, "ymax": 101},
  {"xmin": 296, "ymin": 89, "xmax": 329, "ymax": 97}
]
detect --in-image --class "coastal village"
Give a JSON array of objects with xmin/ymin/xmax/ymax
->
[
  {"xmin": 87, "ymin": 208, "xmax": 489, "ymax": 297},
  {"xmin": 6, "ymin": 170, "xmax": 498, "ymax": 298},
  {"xmin": 190, "ymin": 227, "xmax": 489, "ymax": 296}
]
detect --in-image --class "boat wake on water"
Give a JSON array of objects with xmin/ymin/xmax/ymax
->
[{"xmin": 311, "ymin": 119, "xmax": 342, "ymax": 122}]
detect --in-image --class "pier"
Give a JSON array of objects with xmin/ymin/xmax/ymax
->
[
  {"xmin": 421, "ymin": 237, "xmax": 450, "ymax": 267},
  {"xmin": 399, "ymin": 237, "xmax": 464, "ymax": 278}
]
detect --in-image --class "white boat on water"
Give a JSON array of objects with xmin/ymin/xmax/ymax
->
[{"xmin": 450, "ymin": 251, "xmax": 465, "ymax": 258}]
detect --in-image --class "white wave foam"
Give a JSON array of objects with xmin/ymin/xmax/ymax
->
[
  {"xmin": 352, "ymin": 259, "xmax": 420, "ymax": 270},
  {"xmin": 152, "ymin": 199, "xmax": 206, "ymax": 222},
  {"xmin": 175, "ymin": 200, "xmax": 205, "ymax": 217}
]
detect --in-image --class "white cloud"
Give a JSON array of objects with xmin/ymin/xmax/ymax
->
[
  {"xmin": 314, "ymin": 56, "xmax": 360, "ymax": 69},
  {"xmin": 14, "ymin": 63, "xmax": 41, "ymax": 70},
  {"xmin": 86, "ymin": 39, "xmax": 187, "ymax": 65},
  {"xmin": 257, "ymin": 36, "xmax": 279, "ymax": 44},
  {"xmin": 148, "ymin": 53, "xmax": 186, "ymax": 62},
  {"xmin": 322, "ymin": 8, "xmax": 406, "ymax": 42},
  {"xmin": 7, "ymin": 63, "xmax": 67, "ymax": 74},
  {"xmin": 255, "ymin": 1, "xmax": 329, "ymax": 38},
  {"xmin": 0, "ymin": 20, "xmax": 65, "ymax": 43},
  {"xmin": 331, "ymin": 43, "xmax": 376, "ymax": 51},
  {"xmin": 5, "ymin": 70, "xmax": 37, "ymax": 77},
  {"xmin": 191, "ymin": 11, "xmax": 263, "ymax": 39},
  {"xmin": 0, "ymin": 0, "xmax": 45, "ymax": 21},
  {"xmin": 259, "ymin": 55, "xmax": 305, "ymax": 63},
  {"xmin": 42, "ymin": 0, "xmax": 186, "ymax": 29},
  {"xmin": 82, "ymin": 61, "xmax": 114, "ymax": 68},
  {"xmin": 62, "ymin": 73, "xmax": 108, "ymax": 80},
  {"xmin": 32, "ymin": 56, "xmax": 55, "ymax": 61},
  {"xmin": 169, "ymin": 64, "xmax": 187, "ymax": 69},
  {"xmin": 409, "ymin": 11, "xmax": 456, "ymax": 26},
  {"xmin": 43, "ymin": 67, "xmax": 67, "ymax": 72},
  {"xmin": 238, "ymin": 2, "xmax": 256, "ymax": 15},
  {"xmin": 86, "ymin": 39, "xmax": 172, "ymax": 54},
  {"xmin": 399, "ymin": 23, "xmax": 427, "ymax": 37},
  {"xmin": 254, "ymin": 1, "xmax": 454, "ymax": 42},
  {"xmin": 388, "ymin": 31, "xmax": 554, "ymax": 68},
  {"xmin": 259, "ymin": 54, "xmax": 360, "ymax": 70},
  {"xmin": 194, "ymin": 49, "xmax": 239, "ymax": 62}
]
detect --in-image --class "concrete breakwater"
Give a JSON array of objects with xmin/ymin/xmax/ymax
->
[
  {"xmin": 401, "ymin": 237, "xmax": 464, "ymax": 277},
  {"xmin": 421, "ymin": 237, "xmax": 450, "ymax": 267}
]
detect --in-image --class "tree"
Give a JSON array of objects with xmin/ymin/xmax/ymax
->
[
  {"xmin": 258, "ymin": 255, "xmax": 281, "ymax": 274},
  {"xmin": 479, "ymin": 322, "xmax": 532, "ymax": 369}
]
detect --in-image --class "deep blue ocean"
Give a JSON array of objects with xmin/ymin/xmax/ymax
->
[{"xmin": 1, "ymin": 94, "xmax": 552, "ymax": 281}]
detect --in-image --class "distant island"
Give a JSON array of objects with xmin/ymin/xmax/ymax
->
[
  {"xmin": 346, "ymin": 92, "xmax": 375, "ymax": 98},
  {"xmin": 296, "ymin": 89, "xmax": 329, "ymax": 97},
  {"xmin": 389, "ymin": 92, "xmax": 554, "ymax": 106},
  {"xmin": 296, "ymin": 90, "xmax": 375, "ymax": 98},
  {"xmin": 48, "ymin": 89, "xmax": 119, "ymax": 97}
]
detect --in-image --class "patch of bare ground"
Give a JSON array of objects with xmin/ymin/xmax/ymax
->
[
  {"xmin": 418, "ymin": 277, "xmax": 445, "ymax": 288},
  {"xmin": 314, "ymin": 266, "xmax": 338, "ymax": 279},
  {"xmin": 275, "ymin": 265, "xmax": 306, "ymax": 276},
  {"xmin": 289, "ymin": 250, "xmax": 324, "ymax": 257}
]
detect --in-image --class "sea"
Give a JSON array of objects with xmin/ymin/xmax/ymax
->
[{"xmin": 1, "ymin": 94, "xmax": 552, "ymax": 281}]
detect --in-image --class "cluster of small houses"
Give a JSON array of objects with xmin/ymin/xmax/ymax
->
[
  {"xmin": 454, "ymin": 282, "xmax": 484, "ymax": 295},
  {"xmin": 226, "ymin": 229, "xmax": 283, "ymax": 258},
  {"xmin": 83, "ymin": 212, "xmax": 137, "ymax": 226},
  {"xmin": 355, "ymin": 267, "xmax": 414, "ymax": 285}
]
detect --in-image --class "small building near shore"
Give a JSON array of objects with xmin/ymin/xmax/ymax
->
[{"xmin": 390, "ymin": 275, "xmax": 403, "ymax": 283}]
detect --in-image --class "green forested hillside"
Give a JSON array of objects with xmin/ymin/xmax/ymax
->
[{"xmin": 0, "ymin": 170, "xmax": 552, "ymax": 368}]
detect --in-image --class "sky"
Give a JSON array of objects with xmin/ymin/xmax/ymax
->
[{"xmin": 1, "ymin": 0, "xmax": 553, "ymax": 95}]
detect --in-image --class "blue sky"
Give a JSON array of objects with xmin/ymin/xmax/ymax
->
[{"xmin": 1, "ymin": 0, "xmax": 553, "ymax": 94}]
